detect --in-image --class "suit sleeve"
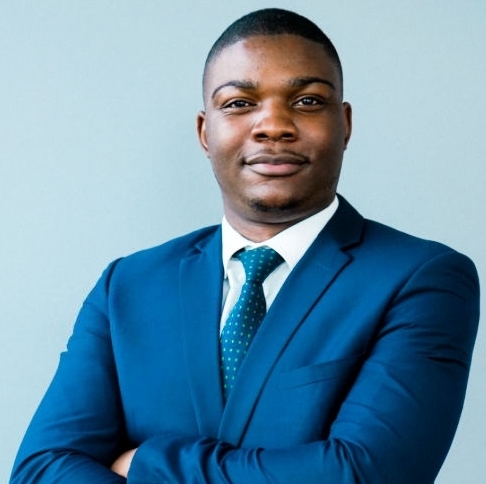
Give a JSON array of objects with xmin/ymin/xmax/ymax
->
[
  {"xmin": 10, "ymin": 261, "xmax": 127, "ymax": 483},
  {"xmin": 127, "ymin": 250, "xmax": 480, "ymax": 484}
]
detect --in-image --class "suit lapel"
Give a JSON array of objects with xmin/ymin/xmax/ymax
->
[
  {"xmin": 180, "ymin": 227, "xmax": 225, "ymax": 437},
  {"xmin": 218, "ymin": 196, "xmax": 364, "ymax": 444}
]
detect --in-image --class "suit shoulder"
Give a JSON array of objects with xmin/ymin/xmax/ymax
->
[
  {"xmin": 132, "ymin": 224, "xmax": 220, "ymax": 258},
  {"xmin": 104, "ymin": 225, "xmax": 221, "ymax": 278},
  {"xmin": 360, "ymin": 218, "xmax": 477, "ymax": 277},
  {"xmin": 334, "ymin": 195, "xmax": 475, "ymax": 266},
  {"xmin": 364, "ymin": 218, "xmax": 454, "ymax": 254}
]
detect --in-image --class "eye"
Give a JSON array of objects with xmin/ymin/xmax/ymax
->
[
  {"xmin": 294, "ymin": 96, "xmax": 325, "ymax": 108},
  {"xmin": 222, "ymin": 99, "xmax": 255, "ymax": 109}
]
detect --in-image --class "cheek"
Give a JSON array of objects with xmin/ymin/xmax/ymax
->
[
  {"xmin": 307, "ymin": 128, "xmax": 345, "ymax": 162},
  {"xmin": 206, "ymin": 124, "xmax": 230, "ymax": 155},
  {"xmin": 209, "ymin": 155, "xmax": 234, "ymax": 185},
  {"xmin": 207, "ymin": 133, "xmax": 243, "ymax": 164},
  {"xmin": 205, "ymin": 115, "xmax": 249, "ymax": 155}
]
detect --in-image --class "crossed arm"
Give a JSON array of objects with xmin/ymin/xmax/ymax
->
[{"xmin": 10, "ymin": 251, "xmax": 480, "ymax": 483}]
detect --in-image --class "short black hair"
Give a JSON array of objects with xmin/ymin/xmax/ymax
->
[{"xmin": 203, "ymin": 8, "xmax": 343, "ymax": 90}]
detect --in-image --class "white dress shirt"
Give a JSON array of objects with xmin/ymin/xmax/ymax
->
[{"xmin": 220, "ymin": 197, "xmax": 339, "ymax": 331}]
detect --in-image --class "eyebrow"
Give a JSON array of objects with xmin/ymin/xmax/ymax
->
[
  {"xmin": 211, "ymin": 80, "xmax": 257, "ymax": 100},
  {"xmin": 211, "ymin": 76, "xmax": 336, "ymax": 100},
  {"xmin": 290, "ymin": 76, "xmax": 336, "ymax": 91}
]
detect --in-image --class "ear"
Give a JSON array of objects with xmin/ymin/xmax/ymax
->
[
  {"xmin": 342, "ymin": 102, "xmax": 352, "ymax": 149},
  {"xmin": 196, "ymin": 110, "xmax": 209, "ymax": 155}
]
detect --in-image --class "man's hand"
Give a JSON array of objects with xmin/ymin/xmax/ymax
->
[{"xmin": 111, "ymin": 448, "xmax": 137, "ymax": 478}]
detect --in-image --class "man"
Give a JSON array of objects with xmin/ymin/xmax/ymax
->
[{"xmin": 11, "ymin": 8, "xmax": 479, "ymax": 484}]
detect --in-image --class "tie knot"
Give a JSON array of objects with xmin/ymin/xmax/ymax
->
[{"xmin": 237, "ymin": 247, "xmax": 283, "ymax": 284}]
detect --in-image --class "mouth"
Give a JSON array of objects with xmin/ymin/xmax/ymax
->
[{"xmin": 244, "ymin": 152, "xmax": 308, "ymax": 177}]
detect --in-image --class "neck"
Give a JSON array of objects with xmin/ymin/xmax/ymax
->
[{"xmin": 224, "ymin": 211, "xmax": 315, "ymax": 243}]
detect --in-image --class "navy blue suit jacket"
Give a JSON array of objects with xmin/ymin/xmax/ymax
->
[{"xmin": 11, "ymin": 196, "xmax": 480, "ymax": 483}]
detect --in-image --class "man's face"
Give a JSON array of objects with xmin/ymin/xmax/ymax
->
[{"xmin": 197, "ymin": 34, "xmax": 352, "ymax": 236}]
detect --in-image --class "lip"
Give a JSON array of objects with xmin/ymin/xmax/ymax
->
[{"xmin": 244, "ymin": 153, "xmax": 308, "ymax": 177}]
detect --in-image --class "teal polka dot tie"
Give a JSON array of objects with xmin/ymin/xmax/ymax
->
[{"xmin": 220, "ymin": 247, "xmax": 284, "ymax": 400}]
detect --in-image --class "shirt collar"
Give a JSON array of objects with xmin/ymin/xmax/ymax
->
[{"xmin": 221, "ymin": 196, "xmax": 339, "ymax": 276}]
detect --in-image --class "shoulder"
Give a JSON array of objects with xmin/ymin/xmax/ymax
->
[
  {"xmin": 100, "ymin": 224, "xmax": 221, "ymax": 284},
  {"xmin": 331, "ymin": 195, "xmax": 478, "ymax": 289},
  {"xmin": 361, "ymin": 218, "xmax": 474, "ymax": 269},
  {"xmin": 362, "ymin": 218, "xmax": 450, "ymax": 255},
  {"xmin": 126, "ymin": 224, "xmax": 220, "ymax": 262},
  {"xmin": 336, "ymin": 195, "xmax": 475, "ymax": 265},
  {"xmin": 353, "ymin": 220, "xmax": 480, "ymax": 319}
]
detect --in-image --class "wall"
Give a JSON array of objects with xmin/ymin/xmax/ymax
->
[{"xmin": 1, "ymin": 1, "xmax": 484, "ymax": 482}]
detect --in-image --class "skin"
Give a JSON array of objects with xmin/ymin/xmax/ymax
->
[
  {"xmin": 197, "ymin": 34, "xmax": 352, "ymax": 242},
  {"xmin": 111, "ymin": 449, "xmax": 135, "ymax": 477},
  {"xmin": 111, "ymin": 33, "xmax": 352, "ymax": 478}
]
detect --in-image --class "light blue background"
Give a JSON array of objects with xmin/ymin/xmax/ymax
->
[{"xmin": 1, "ymin": 1, "xmax": 484, "ymax": 482}]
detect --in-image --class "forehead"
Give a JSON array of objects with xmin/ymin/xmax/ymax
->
[{"xmin": 203, "ymin": 34, "xmax": 341, "ymax": 97}]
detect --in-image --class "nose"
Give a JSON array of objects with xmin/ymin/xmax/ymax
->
[{"xmin": 251, "ymin": 102, "xmax": 297, "ymax": 142}]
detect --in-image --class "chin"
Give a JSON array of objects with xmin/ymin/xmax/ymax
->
[
  {"xmin": 248, "ymin": 197, "xmax": 303, "ymax": 214},
  {"xmin": 247, "ymin": 190, "xmax": 335, "ymax": 218}
]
